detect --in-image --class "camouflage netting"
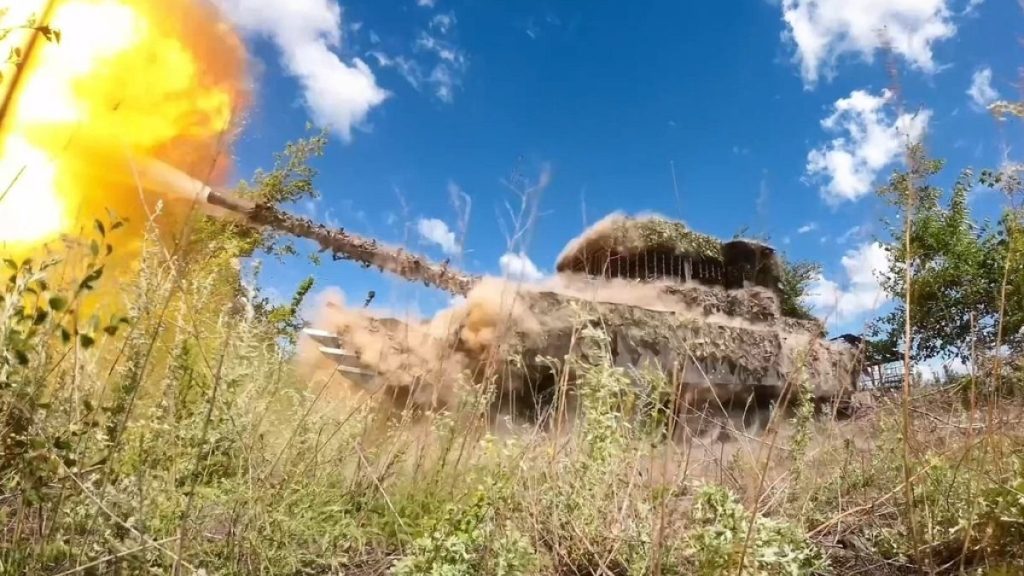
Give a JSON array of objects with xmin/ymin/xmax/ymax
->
[
  {"xmin": 510, "ymin": 290, "xmax": 857, "ymax": 403},
  {"xmin": 554, "ymin": 213, "xmax": 785, "ymax": 300},
  {"xmin": 555, "ymin": 212, "xmax": 724, "ymax": 274},
  {"xmin": 303, "ymin": 279, "xmax": 859, "ymax": 433}
]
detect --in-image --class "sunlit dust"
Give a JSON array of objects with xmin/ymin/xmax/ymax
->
[{"xmin": 0, "ymin": 0, "xmax": 249, "ymax": 261}]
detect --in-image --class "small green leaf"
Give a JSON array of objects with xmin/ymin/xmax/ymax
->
[
  {"xmin": 48, "ymin": 295, "xmax": 68, "ymax": 312},
  {"xmin": 94, "ymin": 219, "xmax": 106, "ymax": 237},
  {"xmin": 78, "ymin": 334, "xmax": 95, "ymax": 349},
  {"xmin": 77, "ymin": 265, "xmax": 104, "ymax": 292},
  {"xmin": 60, "ymin": 326, "xmax": 72, "ymax": 344}
]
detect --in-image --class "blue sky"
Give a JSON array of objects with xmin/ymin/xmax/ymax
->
[{"xmin": 210, "ymin": 0, "xmax": 1022, "ymax": 337}]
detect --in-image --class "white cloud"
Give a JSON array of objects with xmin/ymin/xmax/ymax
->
[
  {"xmin": 428, "ymin": 64, "xmax": 457, "ymax": 102},
  {"xmin": 803, "ymin": 241, "xmax": 891, "ymax": 326},
  {"xmin": 962, "ymin": 0, "xmax": 985, "ymax": 15},
  {"xmin": 416, "ymin": 218, "xmax": 459, "ymax": 255},
  {"xmin": 211, "ymin": 0, "xmax": 389, "ymax": 141},
  {"xmin": 417, "ymin": 0, "xmax": 436, "ymax": 6},
  {"xmin": 416, "ymin": 32, "xmax": 464, "ymax": 64},
  {"xmin": 797, "ymin": 222, "xmax": 818, "ymax": 234},
  {"xmin": 369, "ymin": 26, "xmax": 466, "ymax": 103},
  {"xmin": 780, "ymin": 0, "xmax": 958, "ymax": 87},
  {"xmin": 430, "ymin": 13, "xmax": 456, "ymax": 34},
  {"xmin": 499, "ymin": 252, "xmax": 544, "ymax": 282},
  {"xmin": 967, "ymin": 67, "xmax": 1000, "ymax": 110},
  {"xmin": 369, "ymin": 51, "xmax": 423, "ymax": 89},
  {"xmin": 806, "ymin": 89, "xmax": 931, "ymax": 204},
  {"xmin": 916, "ymin": 355, "xmax": 970, "ymax": 382}
]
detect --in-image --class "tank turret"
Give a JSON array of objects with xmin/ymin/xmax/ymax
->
[{"xmin": 554, "ymin": 213, "xmax": 785, "ymax": 298}]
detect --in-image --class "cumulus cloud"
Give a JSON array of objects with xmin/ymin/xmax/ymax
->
[
  {"xmin": 798, "ymin": 222, "xmax": 818, "ymax": 234},
  {"xmin": 780, "ymin": 0, "xmax": 958, "ymax": 86},
  {"xmin": 803, "ymin": 242, "xmax": 891, "ymax": 326},
  {"xmin": 211, "ymin": 0, "xmax": 388, "ymax": 141},
  {"xmin": 967, "ymin": 67, "xmax": 1000, "ymax": 110},
  {"xmin": 416, "ymin": 218, "xmax": 459, "ymax": 255},
  {"xmin": 417, "ymin": 0, "xmax": 436, "ymax": 7},
  {"xmin": 499, "ymin": 252, "xmax": 544, "ymax": 282},
  {"xmin": 806, "ymin": 89, "xmax": 931, "ymax": 204}
]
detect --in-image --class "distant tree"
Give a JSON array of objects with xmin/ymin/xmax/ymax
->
[
  {"xmin": 868, "ymin": 143, "xmax": 1024, "ymax": 364},
  {"xmin": 778, "ymin": 259, "xmax": 820, "ymax": 321}
]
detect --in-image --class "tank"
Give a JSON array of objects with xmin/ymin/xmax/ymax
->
[{"xmin": 298, "ymin": 213, "xmax": 865, "ymax": 439}]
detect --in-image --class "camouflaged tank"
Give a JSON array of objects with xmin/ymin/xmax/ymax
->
[{"xmin": 301, "ymin": 213, "xmax": 866, "ymax": 438}]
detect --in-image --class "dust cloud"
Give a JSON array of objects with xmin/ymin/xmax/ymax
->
[{"xmin": 298, "ymin": 277, "xmax": 554, "ymax": 410}]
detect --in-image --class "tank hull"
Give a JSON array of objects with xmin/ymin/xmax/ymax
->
[{"xmin": 301, "ymin": 280, "xmax": 864, "ymax": 439}]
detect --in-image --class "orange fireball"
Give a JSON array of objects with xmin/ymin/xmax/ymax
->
[{"xmin": 0, "ymin": 0, "xmax": 249, "ymax": 259}]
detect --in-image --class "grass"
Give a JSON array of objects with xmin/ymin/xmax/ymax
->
[
  {"xmin": 3, "ymin": 2, "xmax": 1024, "ymax": 572},
  {"xmin": 1, "ymin": 210, "xmax": 1023, "ymax": 576}
]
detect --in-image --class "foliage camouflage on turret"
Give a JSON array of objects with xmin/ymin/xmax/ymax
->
[
  {"xmin": 625, "ymin": 217, "xmax": 723, "ymax": 258},
  {"xmin": 556, "ymin": 213, "xmax": 724, "ymax": 272}
]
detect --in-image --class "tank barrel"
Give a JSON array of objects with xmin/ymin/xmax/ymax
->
[{"xmin": 205, "ymin": 189, "xmax": 479, "ymax": 295}]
